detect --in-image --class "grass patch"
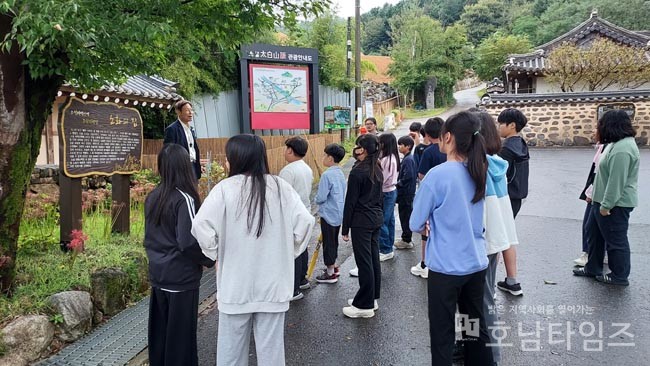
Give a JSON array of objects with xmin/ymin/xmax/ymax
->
[
  {"xmin": 402, "ymin": 107, "xmax": 447, "ymax": 120},
  {"xmin": 477, "ymin": 88, "xmax": 487, "ymax": 98},
  {"xmin": 3, "ymin": 192, "xmax": 150, "ymax": 324}
]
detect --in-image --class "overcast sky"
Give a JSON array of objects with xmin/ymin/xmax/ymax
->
[{"xmin": 330, "ymin": 0, "xmax": 402, "ymax": 19}]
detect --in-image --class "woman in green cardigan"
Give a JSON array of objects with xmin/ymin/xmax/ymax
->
[{"xmin": 573, "ymin": 110, "xmax": 639, "ymax": 286}]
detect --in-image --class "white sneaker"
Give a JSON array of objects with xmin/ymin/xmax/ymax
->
[
  {"xmin": 379, "ymin": 252, "xmax": 395, "ymax": 261},
  {"xmin": 573, "ymin": 252, "xmax": 588, "ymax": 267},
  {"xmin": 394, "ymin": 240, "xmax": 414, "ymax": 249},
  {"xmin": 410, "ymin": 263, "xmax": 428, "ymax": 278},
  {"xmin": 349, "ymin": 267, "xmax": 359, "ymax": 277},
  {"xmin": 603, "ymin": 254, "xmax": 608, "ymax": 265},
  {"xmin": 348, "ymin": 298, "xmax": 379, "ymax": 311},
  {"xmin": 342, "ymin": 305, "xmax": 375, "ymax": 318}
]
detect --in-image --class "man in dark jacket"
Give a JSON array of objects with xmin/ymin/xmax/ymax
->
[
  {"xmin": 395, "ymin": 136, "xmax": 417, "ymax": 249},
  {"xmin": 496, "ymin": 108, "xmax": 530, "ymax": 297},
  {"xmin": 164, "ymin": 100, "xmax": 202, "ymax": 179}
]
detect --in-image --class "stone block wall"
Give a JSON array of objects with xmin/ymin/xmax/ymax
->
[
  {"xmin": 483, "ymin": 99, "xmax": 650, "ymax": 147},
  {"xmin": 31, "ymin": 165, "xmax": 110, "ymax": 189}
]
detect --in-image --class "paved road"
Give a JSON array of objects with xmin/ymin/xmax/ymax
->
[{"xmin": 195, "ymin": 88, "xmax": 650, "ymax": 365}]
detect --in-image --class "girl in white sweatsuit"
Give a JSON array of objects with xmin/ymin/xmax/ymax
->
[{"xmin": 192, "ymin": 134, "xmax": 315, "ymax": 366}]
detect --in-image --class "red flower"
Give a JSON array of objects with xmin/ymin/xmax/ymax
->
[{"xmin": 68, "ymin": 229, "xmax": 88, "ymax": 253}]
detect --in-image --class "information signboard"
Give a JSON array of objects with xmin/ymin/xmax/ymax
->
[
  {"xmin": 597, "ymin": 103, "xmax": 635, "ymax": 121},
  {"xmin": 60, "ymin": 98, "xmax": 143, "ymax": 178}
]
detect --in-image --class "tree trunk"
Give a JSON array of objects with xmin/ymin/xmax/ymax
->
[{"xmin": 0, "ymin": 14, "xmax": 61, "ymax": 293}]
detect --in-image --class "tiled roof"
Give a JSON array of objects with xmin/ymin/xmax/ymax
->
[
  {"xmin": 504, "ymin": 11, "xmax": 650, "ymax": 73},
  {"xmin": 480, "ymin": 89, "xmax": 650, "ymax": 106},
  {"xmin": 61, "ymin": 75, "xmax": 182, "ymax": 103}
]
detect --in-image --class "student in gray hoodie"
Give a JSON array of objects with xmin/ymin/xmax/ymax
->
[{"xmin": 192, "ymin": 134, "xmax": 315, "ymax": 366}]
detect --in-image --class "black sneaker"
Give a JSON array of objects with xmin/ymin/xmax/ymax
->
[
  {"xmin": 595, "ymin": 273, "xmax": 629, "ymax": 286},
  {"xmin": 573, "ymin": 267, "xmax": 596, "ymax": 278},
  {"xmin": 299, "ymin": 279, "xmax": 311, "ymax": 290},
  {"xmin": 496, "ymin": 278, "xmax": 523, "ymax": 296},
  {"xmin": 316, "ymin": 271, "xmax": 338, "ymax": 284}
]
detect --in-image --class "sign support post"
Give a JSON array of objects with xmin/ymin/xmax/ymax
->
[{"xmin": 111, "ymin": 174, "xmax": 131, "ymax": 234}]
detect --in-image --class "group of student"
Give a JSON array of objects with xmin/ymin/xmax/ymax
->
[{"xmin": 141, "ymin": 100, "xmax": 638, "ymax": 365}]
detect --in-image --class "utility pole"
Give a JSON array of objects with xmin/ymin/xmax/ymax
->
[
  {"xmin": 355, "ymin": 0, "xmax": 362, "ymax": 129},
  {"xmin": 346, "ymin": 17, "xmax": 353, "ymax": 140}
]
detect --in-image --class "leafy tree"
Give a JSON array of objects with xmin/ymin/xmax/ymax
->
[
  {"xmin": 460, "ymin": 0, "xmax": 509, "ymax": 45},
  {"xmin": 428, "ymin": 0, "xmax": 476, "ymax": 26},
  {"xmin": 362, "ymin": 17, "xmax": 392, "ymax": 55},
  {"xmin": 534, "ymin": 1, "xmax": 591, "ymax": 44},
  {"xmin": 512, "ymin": 15, "xmax": 541, "ymax": 41},
  {"xmin": 288, "ymin": 12, "xmax": 355, "ymax": 91},
  {"xmin": 534, "ymin": 0, "xmax": 650, "ymax": 45},
  {"xmin": 0, "ymin": 0, "xmax": 329, "ymax": 293},
  {"xmin": 474, "ymin": 33, "xmax": 532, "ymax": 80},
  {"xmin": 546, "ymin": 38, "xmax": 650, "ymax": 92},
  {"xmin": 388, "ymin": 7, "xmax": 467, "ymax": 107}
]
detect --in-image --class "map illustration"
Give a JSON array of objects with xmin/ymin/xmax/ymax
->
[{"xmin": 252, "ymin": 66, "xmax": 308, "ymax": 113}]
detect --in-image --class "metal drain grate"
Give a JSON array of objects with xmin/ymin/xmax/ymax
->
[{"xmin": 37, "ymin": 270, "xmax": 216, "ymax": 366}]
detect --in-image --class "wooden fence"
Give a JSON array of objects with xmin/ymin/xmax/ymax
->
[
  {"xmin": 370, "ymin": 96, "xmax": 401, "ymax": 128},
  {"xmin": 142, "ymin": 134, "xmax": 342, "ymax": 177}
]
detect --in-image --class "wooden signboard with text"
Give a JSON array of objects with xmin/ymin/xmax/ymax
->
[
  {"xmin": 61, "ymin": 98, "xmax": 143, "ymax": 177},
  {"xmin": 58, "ymin": 98, "xmax": 143, "ymax": 244}
]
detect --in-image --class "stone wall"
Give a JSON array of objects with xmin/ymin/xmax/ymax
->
[
  {"xmin": 483, "ymin": 99, "xmax": 650, "ymax": 147},
  {"xmin": 31, "ymin": 165, "xmax": 110, "ymax": 189}
]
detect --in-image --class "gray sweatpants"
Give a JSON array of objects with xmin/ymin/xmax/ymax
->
[
  {"xmin": 217, "ymin": 311, "xmax": 286, "ymax": 366},
  {"xmin": 484, "ymin": 253, "xmax": 501, "ymax": 362}
]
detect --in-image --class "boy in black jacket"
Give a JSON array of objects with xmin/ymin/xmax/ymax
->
[
  {"xmin": 496, "ymin": 108, "xmax": 529, "ymax": 296},
  {"xmin": 395, "ymin": 136, "xmax": 417, "ymax": 249}
]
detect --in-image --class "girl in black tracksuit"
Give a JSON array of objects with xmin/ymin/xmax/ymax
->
[
  {"xmin": 144, "ymin": 144, "xmax": 214, "ymax": 366},
  {"xmin": 341, "ymin": 134, "xmax": 384, "ymax": 318}
]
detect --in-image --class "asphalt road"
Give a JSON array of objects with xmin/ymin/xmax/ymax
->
[{"xmin": 195, "ymin": 88, "xmax": 650, "ymax": 365}]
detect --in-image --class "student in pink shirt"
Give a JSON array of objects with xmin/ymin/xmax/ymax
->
[{"xmin": 378, "ymin": 133, "xmax": 400, "ymax": 262}]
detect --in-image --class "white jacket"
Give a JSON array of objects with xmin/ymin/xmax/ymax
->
[
  {"xmin": 484, "ymin": 155, "xmax": 518, "ymax": 255},
  {"xmin": 192, "ymin": 174, "xmax": 315, "ymax": 314}
]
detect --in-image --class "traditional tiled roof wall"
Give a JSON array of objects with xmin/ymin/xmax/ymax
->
[
  {"xmin": 480, "ymin": 91, "xmax": 650, "ymax": 147},
  {"xmin": 482, "ymin": 90, "xmax": 650, "ymax": 106}
]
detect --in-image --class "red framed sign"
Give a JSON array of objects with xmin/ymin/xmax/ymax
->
[{"xmin": 249, "ymin": 64, "xmax": 311, "ymax": 130}]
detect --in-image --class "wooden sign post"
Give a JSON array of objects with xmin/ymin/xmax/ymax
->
[{"xmin": 58, "ymin": 97, "xmax": 143, "ymax": 244}]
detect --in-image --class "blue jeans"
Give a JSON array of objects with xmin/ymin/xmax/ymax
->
[
  {"xmin": 585, "ymin": 203, "xmax": 633, "ymax": 282},
  {"xmin": 379, "ymin": 190, "xmax": 397, "ymax": 254}
]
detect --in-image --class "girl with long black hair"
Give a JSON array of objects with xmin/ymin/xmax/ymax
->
[
  {"xmin": 192, "ymin": 134, "xmax": 315, "ymax": 365},
  {"xmin": 378, "ymin": 133, "xmax": 400, "ymax": 261},
  {"xmin": 144, "ymin": 144, "xmax": 215, "ymax": 366},
  {"xmin": 341, "ymin": 134, "xmax": 384, "ymax": 318},
  {"xmin": 410, "ymin": 111, "xmax": 494, "ymax": 365}
]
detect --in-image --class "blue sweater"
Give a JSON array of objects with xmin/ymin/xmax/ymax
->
[
  {"xmin": 409, "ymin": 162, "xmax": 488, "ymax": 276},
  {"xmin": 315, "ymin": 166, "xmax": 347, "ymax": 226}
]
